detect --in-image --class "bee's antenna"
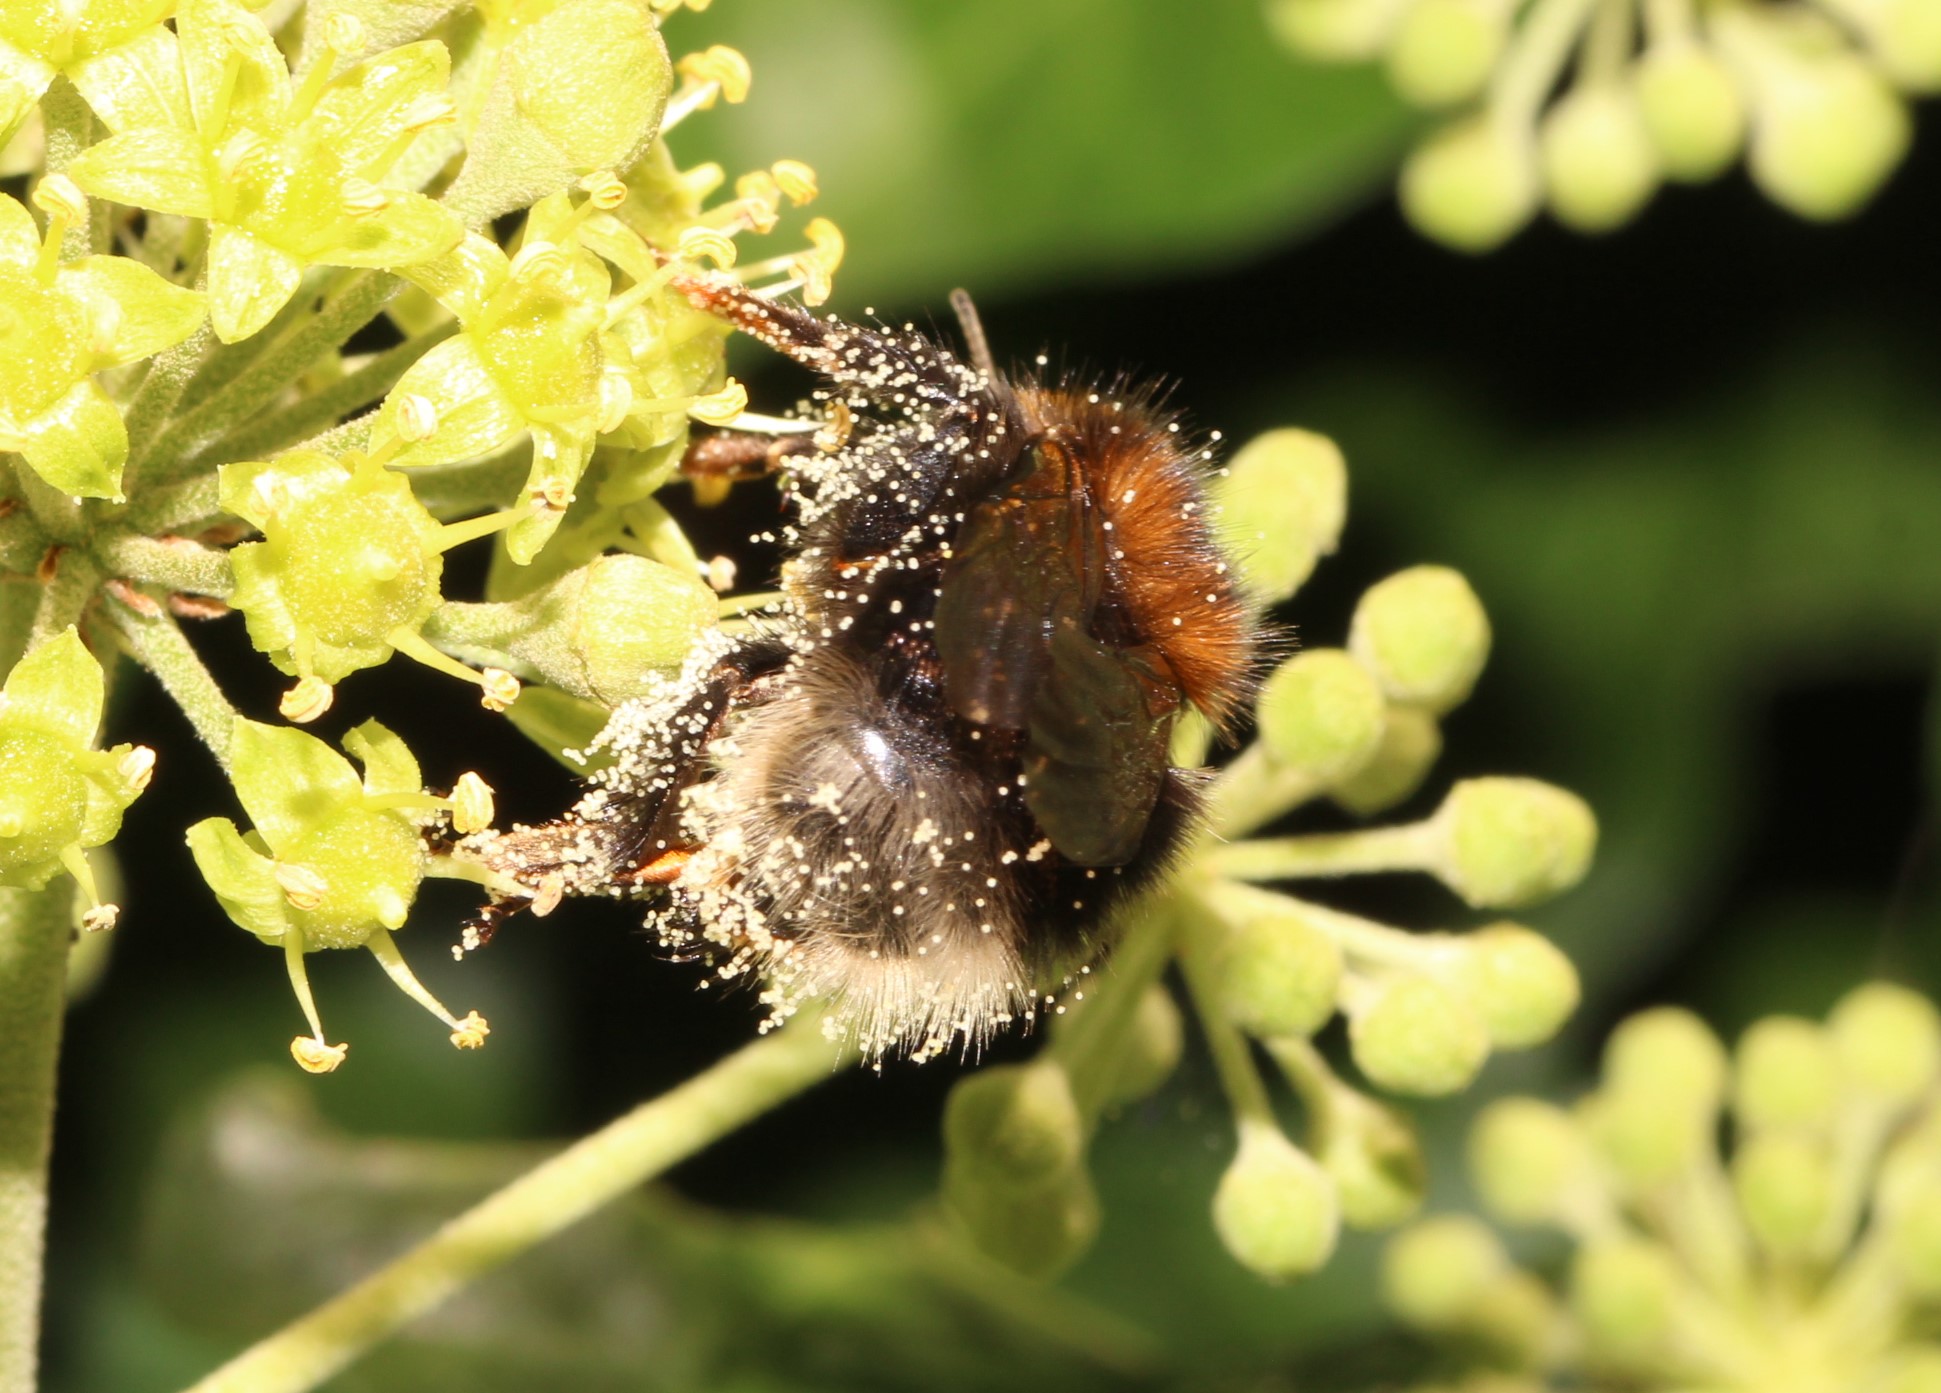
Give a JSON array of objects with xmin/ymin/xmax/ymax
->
[{"xmin": 949, "ymin": 288, "xmax": 996, "ymax": 380}]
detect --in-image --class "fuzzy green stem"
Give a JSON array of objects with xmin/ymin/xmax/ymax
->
[
  {"xmin": 206, "ymin": 324, "xmax": 457, "ymax": 465},
  {"xmin": 182, "ymin": 1018, "xmax": 851, "ymax": 1393},
  {"xmin": 122, "ymin": 473, "xmax": 221, "ymax": 538},
  {"xmin": 1199, "ymin": 878, "xmax": 1452, "ymax": 973},
  {"xmin": 94, "ymin": 533, "xmax": 233, "ymax": 598},
  {"xmin": 1492, "ymin": 0, "xmax": 1607, "ymax": 121},
  {"xmin": 14, "ymin": 467, "xmax": 82, "ymax": 547},
  {"xmin": 141, "ymin": 272, "xmax": 400, "ymax": 478},
  {"xmin": 0, "ymin": 509, "xmax": 45, "ymax": 576},
  {"xmin": 118, "ymin": 324, "xmax": 214, "ymax": 494},
  {"xmin": 29, "ymin": 548, "xmax": 99, "ymax": 650},
  {"xmin": 107, "ymin": 598, "xmax": 235, "ymax": 768},
  {"xmin": 1203, "ymin": 820, "xmax": 1443, "ymax": 885},
  {"xmin": 1179, "ymin": 921, "xmax": 1276, "ymax": 1126},
  {"xmin": 1203, "ymin": 743, "xmax": 1325, "ymax": 841},
  {"xmin": 0, "ymin": 884, "xmax": 70, "ymax": 1393},
  {"xmin": 1050, "ymin": 901, "xmax": 1178, "ymax": 1122}
]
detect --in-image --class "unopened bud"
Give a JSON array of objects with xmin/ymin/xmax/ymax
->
[
  {"xmin": 1606, "ymin": 1006, "xmax": 1727, "ymax": 1108},
  {"xmin": 1254, "ymin": 650, "xmax": 1386, "ymax": 789},
  {"xmin": 1098, "ymin": 984, "xmax": 1184, "ymax": 1107},
  {"xmin": 1732, "ymin": 1131, "xmax": 1832, "ymax": 1256},
  {"xmin": 1331, "ymin": 706, "xmax": 1442, "ymax": 816},
  {"xmin": 1733, "ymin": 1014, "xmax": 1838, "ymax": 1131},
  {"xmin": 1454, "ymin": 922, "xmax": 1578, "ymax": 1049},
  {"xmin": 1317, "ymin": 1089, "xmax": 1427, "ymax": 1230},
  {"xmin": 1212, "ymin": 1121, "xmax": 1340, "ymax": 1281},
  {"xmin": 944, "ymin": 1060, "xmax": 1085, "ymax": 1181},
  {"xmin": 1540, "ymin": 83, "xmax": 1660, "ymax": 232},
  {"xmin": 1399, "ymin": 115, "xmax": 1539, "ymax": 253},
  {"xmin": 1570, "ymin": 1237, "xmax": 1679, "ymax": 1358},
  {"xmin": 1431, "ymin": 777, "xmax": 1596, "ymax": 909},
  {"xmin": 1748, "ymin": 54, "xmax": 1910, "ymax": 220},
  {"xmin": 1385, "ymin": 0, "xmax": 1504, "ymax": 107},
  {"xmin": 1348, "ymin": 565, "xmax": 1490, "ymax": 714},
  {"xmin": 1215, "ymin": 428, "xmax": 1347, "ymax": 604},
  {"xmin": 1635, "ymin": 39, "xmax": 1746, "ymax": 181},
  {"xmin": 1383, "ymin": 1214, "xmax": 1507, "ymax": 1329},
  {"xmin": 1349, "ymin": 974, "xmax": 1491, "ymax": 1096},
  {"xmin": 1209, "ymin": 906, "xmax": 1343, "ymax": 1039},
  {"xmin": 1830, "ymin": 981, "xmax": 1941, "ymax": 1103},
  {"xmin": 1469, "ymin": 1096, "xmax": 1586, "ymax": 1225}
]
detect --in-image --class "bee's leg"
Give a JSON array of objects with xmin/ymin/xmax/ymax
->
[{"xmin": 679, "ymin": 430, "xmax": 816, "ymax": 504}]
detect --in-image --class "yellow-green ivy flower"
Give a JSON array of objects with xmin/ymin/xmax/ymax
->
[
  {"xmin": 0, "ymin": 182, "xmax": 203, "ymax": 497},
  {"xmin": 186, "ymin": 717, "xmax": 488, "ymax": 1071},
  {"xmin": 0, "ymin": 0, "xmax": 175, "ymax": 139},
  {"xmin": 66, "ymin": 0, "xmax": 464, "ymax": 341},
  {"xmin": 0, "ymin": 627, "xmax": 152, "ymax": 928}
]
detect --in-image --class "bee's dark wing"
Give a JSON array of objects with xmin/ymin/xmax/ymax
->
[{"xmin": 935, "ymin": 441, "xmax": 1173, "ymax": 866}]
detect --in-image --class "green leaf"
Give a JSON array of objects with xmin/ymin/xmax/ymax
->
[
  {"xmin": 18, "ymin": 379, "xmax": 127, "ymax": 499},
  {"xmin": 67, "ymin": 23, "xmax": 191, "ymax": 132},
  {"xmin": 226, "ymin": 719, "xmax": 363, "ymax": 851},
  {"xmin": 682, "ymin": 0, "xmax": 1414, "ymax": 304},
  {"xmin": 57, "ymin": 254, "xmax": 206, "ymax": 366},
  {"xmin": 185, "ymin": 816, "xmax": 291, "ymax": 943},
  {"xmin": 342, "ymin": 719, "xmax": 422, "ymax": 799},
  {"xmin": 67, "ymin": 125, "xmax": 213, "ymax": 218},
  {"xmin": 3, "ymin": 627, "xmax": 105, "ymax": 745},
  {"xmin": 207, "ymin": 224, "xmax": 303, "ymax": 343}
]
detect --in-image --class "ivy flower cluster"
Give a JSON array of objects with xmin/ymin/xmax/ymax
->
[
  {"xmin": 938, "ymin": 429, "xmax": 1597, "ymax": 1283},
  {"xmin": 1384, "ymin": 984, "xmax": 1941, "ymax": 1392},
  {"xmin": 0, "ymin": 0, "xmax": 834, "ymax": 1070},
  {"xmin": 1265, "ymin": 0, "xmax": 1937, "ymax": 249}
]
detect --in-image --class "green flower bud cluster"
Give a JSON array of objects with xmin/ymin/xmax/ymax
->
[
  {"xmin": 0, "ymin": 0, "xmax": 838, "ymax": 1067},
  {"xmin": 941, "ymin": 429, "xmax": 1591, "ymax": 1285},
  {"xmin": 1385, "ymin": 984, "xmax": 1941, "ymax": 1391},
  {"xmin": 1266, "ymin": 0, "xmax": 1934, "ymax": 250}
]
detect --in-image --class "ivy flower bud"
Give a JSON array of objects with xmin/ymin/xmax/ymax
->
[
  {"xmin": 1330, "ymin": 706, "xmax": 1442, "ymax": 816},
  {"xmin": 1399, "ymin": 115, "xmax": 1539, "ymax": 253},
  {"xmin": 1453, "ymin": 922, "xmax": 1579, "ymax": 1049},
  {"xmin": 1732, "ymin": 1014, "xmax": 1838, "ymax": 1131},
  {"xmin": 1384, "ymin": 1215, "xmax": 1508, "ymax": 1330},
  {"xmin": 1097, "ymin": 984, "xmax": 1184, "ymax": 1108},
  {"xmin": 1214, "ymin": 428, "xmax": 1348, "ymax": 605},
  {"xmin": 1873, "ymin": 0, "xmax": 1941, "ymax": 89},
  {"xmin": 1746, "ymin": 53, "xmax": 1911, "ymax": 220},
  {"xmin": 1255, "ymin": 650, "xmax": 1386, "ymax": 790},
  {"xmin": 1884, "ymin": 1348, "xmax": 1941, "ymax": 1393},
  {"xmin": 1385, "ymin": 0, "xmax": 1505, "ymax": 107},
  {"xmin": 1570, "ymin": 1236, "xmax": 1679, "ymax": 1359},
  {"xmin": 1584, "ymin": 1008, "xmax": 1724, "ymax": 1186},
  {"xmin": 1212, "ymin": 1119, "xmax": 1340, "ymax": 1281},
  {"xmin": 1731, "ymin": 1131, "xmax": 1833, "ymax": 1256},
  {"xmin": 1605, "ymin": 1006, "xmax": 1728, "ymax": 1106},
  {"xmin": 1348, "ymin": 565, "xmax": 1491, "ymax": 714},
  {"xmin": 941, "ymin": 1060, "xmax": 1098, "ymax": 1277},
  {"xmin": 1264, "ymin": 0, "xmax": 1404, "ymax": 61},
  {"xmin": 1830, "ymin": 981, "xmax": 1941, "ymax": 1104},
  {"xmin": 1634, "ymin": 40, "xmax": 1747, "ymax": 181},
  {"xmin": 1209, "ymin": 905, "xmax": 1344, "ymax": 1039},
  {"xmin": 1350, "ymin": 974, "xmax": 1491, "ymax": 1096},
  {"xmin": 0, "ymin": 629, "xmax": 150, "ymax": 914},
  {"xmin": 1539, "ymin": 84, "xmax": 1660, "ymax": 233},
  {"xmin": 1315, "ymin": 1088, "xmax": 1427, "ymax": 1230},
  {"xmin": 1469, "ymin": 1097, "xmax": 1588, "ymax": 1225},
  {"xmin": 1428, "ymin": 777, "xmax": 1597, "ymax": 909}
]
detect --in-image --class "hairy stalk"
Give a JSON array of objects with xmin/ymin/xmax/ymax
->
[
  {"xmin": 119, "ymin": 325, "xmax": 215, "ymax": 495},
  {"xmin": 0, "ymin": 859, "xmax": 72, "ymax": 1391},
  {"xmin": 121, "ymin": 473, "xmax": 221, "ymax": 538},
  {"xmin": 29, "ymin": 549, "xmax": 100, "ymax": 650},
  {"xmin": 206, "ymin": 323, "xmax": 455, "ymax": 465},
  {"xmin": 183, "ymin": 1018, "xmax": 852, "ymax": 1393},
  {"xmin": 140, "ymin": 271, "xmax": 400, "ymax": 479},
  {"xmin": 107, "ymin": 600, "xmax": 236, "ymax": 768},
  {"xmin": 93, "ymin": 534, "xmax": 233, "ymax": 598}
]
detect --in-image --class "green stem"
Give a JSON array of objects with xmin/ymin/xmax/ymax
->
[
  {"xmin": 1178, "ymin": 919, "xmax": 1276, "ymax": 1126},
  {"xmin": 93, "ymin": 533, "xmax": 233, "ymax": 598},
  {"xmin": 0, "ymin": 508, "xmax": 46, "ymax": 576},
  {"xmin": 29, "ymin": 548, "xmax": 100, "ymax": 650},
  {"xmin": 205, "ymin": 323, "xmax": 456, "ymax": 465},
  {"xmin": 182, "ymin": 1019, "xmax": 851, "ymax": 1393},
  {"xmin": 1203, "ymin": 743, "xmax": 1324, "ymax": 841},
  {"xmin": 141, "ymin": 271, "xmax": 400, "ymax": 478},
  {"xmin": 1199, "ymin": 879, "xmax": 1455, "ymax": 974},
  {"xmin": 1492, "ymin": 0, "xmax": 1606, "ymax": 121},
  {"xmin": 106, "ymin": 597, "xmax": 235, "ymax": 769},
  {"xmin": 0, "ymin": 887, "xmax": 68, "ymax": 1393},
  {"xmin": 118, "ymin": 324, "xmax": 214, "ymax": 495},
  {"xmin": 1049, "ymin": 901, "xmax": 1178, "ymax": 1122},
  {"xmin": 122, "ymin": 472, "xmax": 222, "ymax": 539},
  {"xmin": 1202, "ymin": 819, "xmax": 1442, "ymax": 885},
  {"xmin": 15, "ymin": 467, "xmax": 83, "ymax": 547}
]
